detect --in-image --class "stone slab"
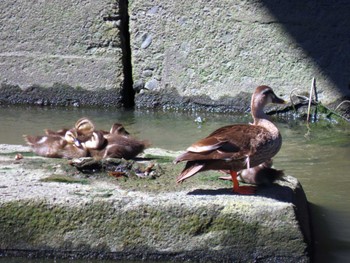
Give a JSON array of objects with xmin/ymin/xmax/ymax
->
[{"xmin": 0, "ymin": 144, "xmax": 310, "ymax": 262}]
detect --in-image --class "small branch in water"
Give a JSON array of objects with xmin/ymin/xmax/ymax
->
[
  {"xmin": 333, "ymin": 100, "xmax": 350, "ymax": 122},
  {"xmin": 335, "ymin": 100, "xmax": 350, "ymax": 111},
  {"xmin": 306, "ymin": 78, "xmax": 316, "ymax": 124}
]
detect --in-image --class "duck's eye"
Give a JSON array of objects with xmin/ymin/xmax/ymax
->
[{"xmin": 261, "ymin": 89, "xmax": 272, "ymax": 96}]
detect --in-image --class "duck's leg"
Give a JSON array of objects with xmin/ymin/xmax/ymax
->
[
  {"xmin": 220, "ymin": 155, "xmax": 252, "ymax": 181},
  {"xmin": 246, "ymin": 155, "xmax": 251, "ymax": 169},
  {"xmin": 230, "ymin": 171, "xmax": 256, "ymax": 195}
]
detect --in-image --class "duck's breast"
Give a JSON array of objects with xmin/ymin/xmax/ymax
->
[{"xmin": 251, "ymin": 132, "xmax": 282, "ymax": 166}]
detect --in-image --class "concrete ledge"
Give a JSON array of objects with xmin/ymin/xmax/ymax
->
[{"xmin": 0, "ymin": 145, "xmax": 310, "ymax": 262}]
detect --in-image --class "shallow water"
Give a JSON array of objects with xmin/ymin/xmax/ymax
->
[{"xmin": 0, "ymin": 105, "xmax": 349, "ymax": 262}]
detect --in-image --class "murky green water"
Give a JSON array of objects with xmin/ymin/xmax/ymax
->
[{"xmin": 0, "ymin": 105, "xmax": 349, "ymax": 263}]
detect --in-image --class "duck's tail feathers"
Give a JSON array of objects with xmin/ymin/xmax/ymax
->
[
  {"xmin": 271, "ymin": 168, "xmax": 285, "ymax": 182},
  {"xmin": 141, "ymin": 139, "xmax": 151, "ymax": 149},
  {"xmin": 176, "ymin": 162, "xmax": 205, "ymax": 183},
  {"xmin": 23, "ymin": 135, "xmax": 35, "ymax": 146},
  {"xmin": 258, "ymin": 167, "xmax": 285, "ymax": 185}
]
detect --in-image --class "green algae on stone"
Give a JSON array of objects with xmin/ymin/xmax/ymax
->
[{"xmin": 39, "ymin": 174, "xmax": 89, "ymax": 185}]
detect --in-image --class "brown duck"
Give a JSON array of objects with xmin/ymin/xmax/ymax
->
[{"xmin": 174, "ymin": 85, "xmax": 286, "ymax": 194}]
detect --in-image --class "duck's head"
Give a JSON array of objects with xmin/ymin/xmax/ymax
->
[
  {"xmin": 83, "ymin": 131, "xmax": 106, "ymax": 150},
  {"xmin": 64, "ymin": 130, "xmax": 82, "ymax": 147},
  {"xmin": 75, "ymin": 117, "xmax": 95, "ymax": 135},
  {"xmin": 251, "ymin": 85, "xmax": 286, "ymax": 123}
]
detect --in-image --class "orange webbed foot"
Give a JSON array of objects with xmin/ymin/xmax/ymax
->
[
  {"xmin": 233, "ymin": 185, "xmax": 256, "ymax": 195},
  {"xmin": 230, "ymin": 170, "xmax": 256, "ymax": 195}
]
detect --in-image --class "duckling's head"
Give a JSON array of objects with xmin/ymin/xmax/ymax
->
[
  {"xmin": 251, "ymin": 86, "xmax": 286, "ymax": 122},
  {"xmin": 75, "ymin": 117, "xmax": 95, "ymax": 135},
  {"xmin": 110, "ymin": 123, "xmax": 130, "ymax": 136},
  {"xmin": 64, "ymin": 130, "xmax": 82, "ymax": 147},
  {"xmin": 83, "ymin": 131, "xmax": 106, "ymax": 150}
]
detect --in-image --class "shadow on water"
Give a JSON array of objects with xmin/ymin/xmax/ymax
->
[
  {"xmin": 309, "ymin": 203, "xmax": 332, "ymax": 263},
  {"xmin": 309, "ymin": 203, "xmax": 350, "ymax": 263},
  {"xmin": 261, "ymin": 0, "xmax": 350, "ymax": 96}
]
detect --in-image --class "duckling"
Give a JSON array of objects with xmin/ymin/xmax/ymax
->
[
  {"xmin": 237, "ymin": 159, "xmax": 284, "ymax": 185},
  {"xmin": 44, "ymin": 117, "xmax": 95, "ymax": 140},
  {"xmin": 74, "ymin": 117, "xmax": 95, "ymax": 142},
  {"xmin": 175, "ymin": 85, "xmax": 286, "ymax": 194},
  {"xmin": 84, "ymin": 130, "xmax": 149, "ymax": 159},
  {"xmin": 59, "ymin": 130, "xmax": 88, "ymax": 158},
  {"xmin": 82, "ymin": 130, "xmax": 107, "ymax": 158},
  {"xmin": 108, "ymin": 123, "xmax": 130, "ymax": 137},
  {"xmin": 101, "ymin": 123, "xmax": 130, "ymax": 138},
  {"xmin": 24, "ymin": 130, "xmax": 87, "ymax": 158}
]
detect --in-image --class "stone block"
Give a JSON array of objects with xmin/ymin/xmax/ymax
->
[
  {"xmin": 0, "ymin": 0, "xmax": 124, "ymax": 104},
  {"xmin": 130, "ymin": 0, "xmax": 350, "ymax": 109}
]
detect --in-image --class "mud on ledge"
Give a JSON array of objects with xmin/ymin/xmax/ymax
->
[{"xmin": 1, "ymin": 83, "xmax": 348, "ymax": 122}]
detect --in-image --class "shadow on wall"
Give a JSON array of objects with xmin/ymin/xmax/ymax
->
[{"xmin": 261, "ymin": 0, "xmax": 350, "ymax": 97}]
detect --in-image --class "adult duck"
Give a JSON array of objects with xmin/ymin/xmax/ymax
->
[{"xmin": 174, "ymin": 85, "xmax": 286, "ymax": 194}]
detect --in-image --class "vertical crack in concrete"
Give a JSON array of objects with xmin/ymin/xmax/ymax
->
[{"xmin": 119, "ymin": 0, "xmax": 134, "ymax": 108}]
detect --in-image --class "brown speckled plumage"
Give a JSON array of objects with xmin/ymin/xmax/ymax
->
[
  {"xmin": 24, "ymin": 131, "xmax": 87, "ymax": 158},
  {"xmin": 84, "ymin": 130, "xmax": 149, "ymax": 159},
  {"xmin": 175, "ymin": 85, "xmax": 285, "ymax": 194}
]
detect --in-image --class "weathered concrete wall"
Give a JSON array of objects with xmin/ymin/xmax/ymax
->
[
  {"xmin": 0, "ymin": 0, "xmax": 125, "ymax": 106},
  {"xmin": 0, "ymin": 145, "xmax": 310, "ymax": 262},
  {"xmin": 130, "ymin": 0, "xmax": 350, "ymax": 109},
  {"xmin": 1, "ymin": 0, "xmax": 348, "ymax": 113}
]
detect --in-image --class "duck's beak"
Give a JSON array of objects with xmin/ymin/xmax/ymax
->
[
  {"xmin": 74, "ymin": 138, "xmax": 82, "ymax": 147},
  {"xmin": 272, "ymin": 95, "xmax": 286, "ymax": 104}
]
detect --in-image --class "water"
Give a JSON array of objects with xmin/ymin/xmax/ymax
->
[{"xmin": 0, "ymin": 105, "xmax": 349, "ymax": 262}]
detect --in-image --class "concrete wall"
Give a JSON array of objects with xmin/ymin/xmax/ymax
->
[
  {"xmin": 130, "ymin": 0, "xmax": 350, "ymax": 108},
  {"xmin": 0, "ymin": 0, "xmax": 125, "ymax": 106},
  {"xmin": 0, "ymin": 0, "xmax": 349, "ymax": 110}
]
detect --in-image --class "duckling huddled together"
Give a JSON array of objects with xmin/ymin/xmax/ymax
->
[
  {"xmin": 23, "ymin": 85, "xmax": 286, "ymax": 194},
  {"xmin": 24, "ymin": 118, "xmax": 149, "ymax": 160}
]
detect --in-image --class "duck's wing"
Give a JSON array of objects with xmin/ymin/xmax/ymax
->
[
  {"xmin": 175, "ymin": 124, "xmax": 263, "ymax": 163},
  {"xmin": 102, "ymin": 135, "xmax": 149, "ymax": 159}
]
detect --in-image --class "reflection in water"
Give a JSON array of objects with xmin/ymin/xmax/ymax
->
[{"xmin": 0, "ymin": 105, "xmax": 349, "ymax": 262}]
